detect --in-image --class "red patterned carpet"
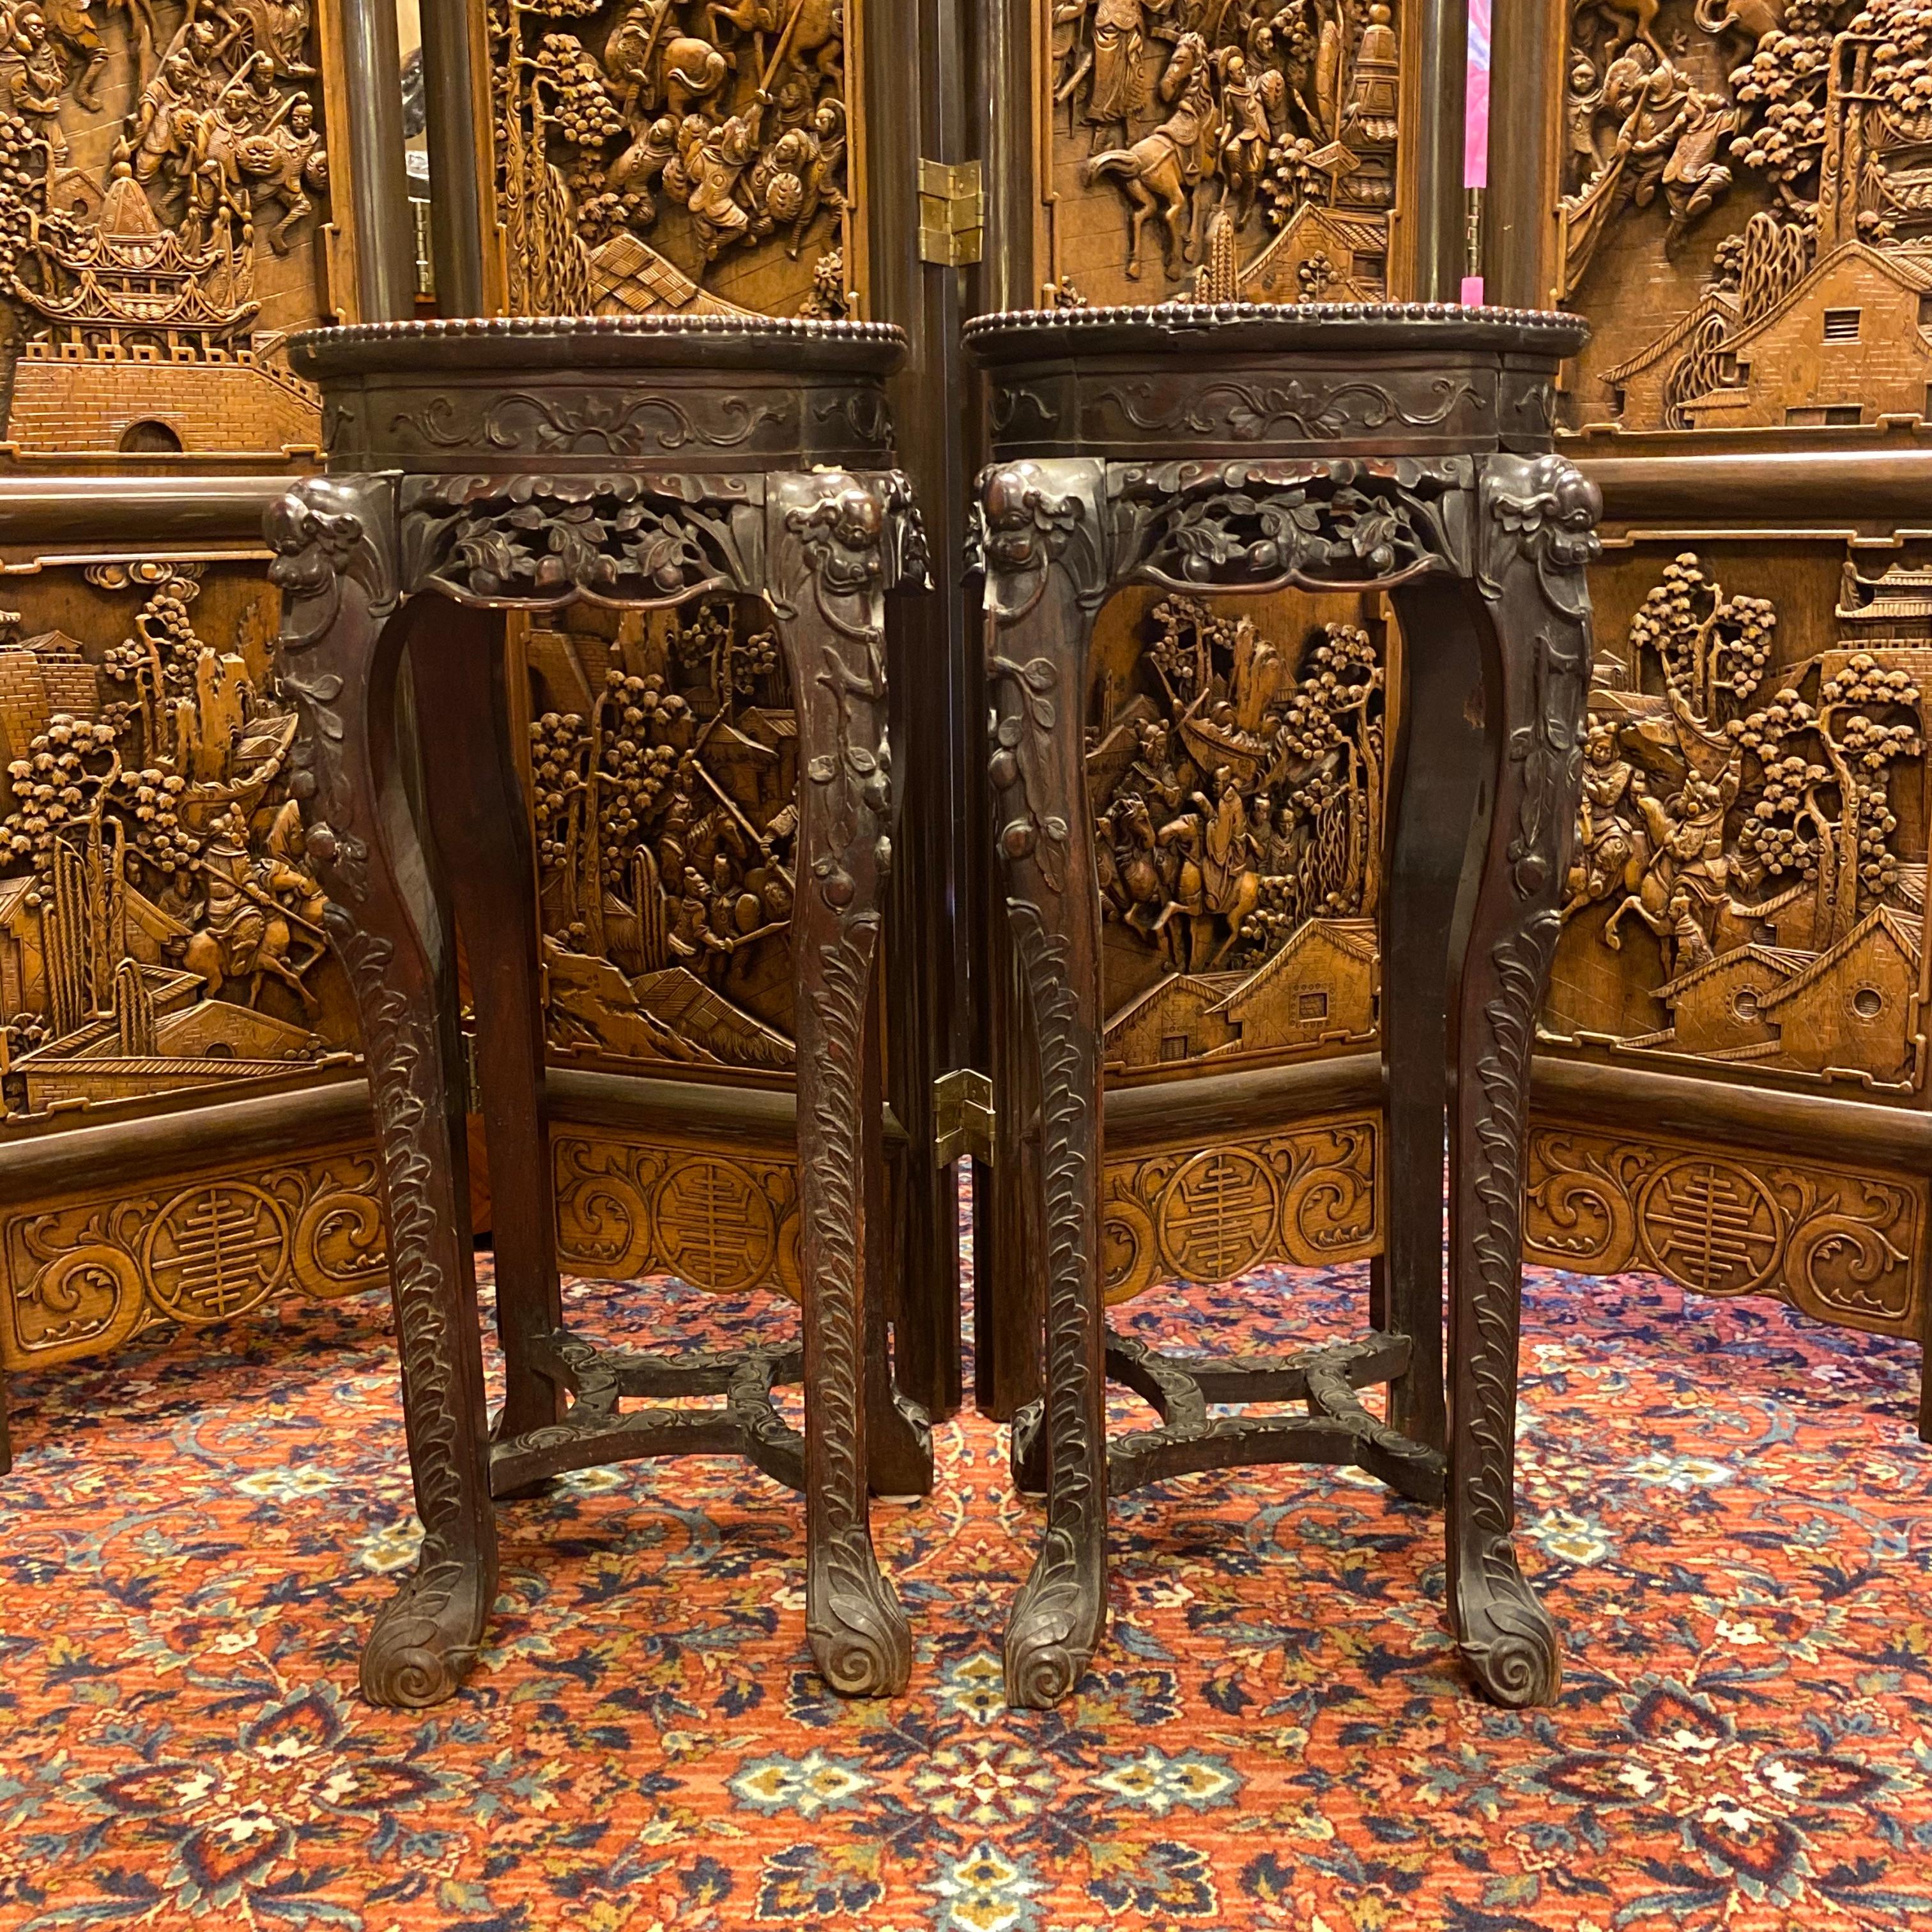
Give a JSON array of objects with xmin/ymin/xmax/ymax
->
[{"xmin": 1, "ymin": 1243, "xmax": 1929, "ymax": 1931}]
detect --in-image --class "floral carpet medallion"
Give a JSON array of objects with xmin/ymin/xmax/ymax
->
[{"xmin": 0, "ymin": 1242, "xmax": 1928, "ymax": 1931}]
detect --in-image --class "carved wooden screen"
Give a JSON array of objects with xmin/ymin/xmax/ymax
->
[
  {"xmin": 1000, "ymin": 3, "xmax": 1425, "ymax": 1323},
  {"xmin": 0, "ymin": 2, "xmax": 383, "ymax": 1389},
  {"xmin": 1522, "ymin": 1, "xmax": 1932, "ymax": 1432},
  {"xmin": 470, "ymin": 1, "xmax": 875, "ymax": 1305},
  {"xmin": 1034, "ymin": 1, "xmax": 1411, "ymax": 308}
]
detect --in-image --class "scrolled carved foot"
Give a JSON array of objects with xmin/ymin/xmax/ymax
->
[
  {"xmin": 1004, "ymin": 1524, "xmax": 1105, "ymax": 1710},
  {"xmin": 1456, "ymin": 1556, "xmax": 1561, "ymax": 1710},
  {"xmin": 358, "ymin": 1552, "xmax": 490, "ymax": 1709},
  {"xmin": 808, "ymin": 1535, "xmax": 912, "ymax": 1698},
  {"xmin": 1009, "ymin": 1399, "xmax": 1048, "ymax": 1496}
]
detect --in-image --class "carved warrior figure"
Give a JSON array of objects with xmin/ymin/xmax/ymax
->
[
  {"xmin": 1092, "ymin": 597, "xmax": 1383, "ymax": 998},
  {"xmin": 502, "ymin": 0, "xmax": 854, "ymax": 318},
  {"xmin": 0, "ymin": 3, "xmax": 69, "ymax": 171},
  {"xmin": 1065, "ymin": 0, "xmax": 1402, "ymax": 293}
]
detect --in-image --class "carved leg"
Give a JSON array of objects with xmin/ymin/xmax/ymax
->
[
  {"xmin": 268, "ymin": 480, "xmax": 497, "ymax": 1708},
  {"xmin": 1380, "ymin": 583, "xmax": 1491, "ymax": 1464},
  {"xmin": 770, "ymin": 471, "xmax": 916, "ymax": 1697},
  {"xmin": 409, "ymin": 602, "xmax": 565, "ymax": 1455},
  {"xmin": 0, "ymin": 1365, "xmax": 12, "ymax": 1477},
  {"xmin": 884, "ymin": 582, "xmax": 965, "ymax": 1425},
  {"xmin": 981, "ymin": 910, "xmax": 1045, "ymax": 1422},
  {"xmin": 1920, "ymin": 1284, "xmax": 1931, "ymax": 1446},
  {"xmin": 1442, "ymin": 456, "xmax": 1602, "ymax": 1708},
  {"xmin": 866, "ymin": 971, "xmax": 934, "ymax": 1498},
  {"xmin": 980, "ymin": 459, "xmax": 1112, "ymax": 1709}
]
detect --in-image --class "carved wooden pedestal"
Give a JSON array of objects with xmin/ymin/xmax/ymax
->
[
  {"xmin": 266, "ymin": 318, "xmax": 929, "ymax": 1708},
  {"xmin": 967, "ymin": 303, "xmax": 1600, "ymax": 1711}
]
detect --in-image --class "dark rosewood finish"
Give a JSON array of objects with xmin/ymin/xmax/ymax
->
[
  {"xmin": 266, "ymin": 317, "xmax": 930, "ymax": 1707},
  {"xmin": 967, "ymin": 302, "xmax": 1600, "ymax": 1711}
]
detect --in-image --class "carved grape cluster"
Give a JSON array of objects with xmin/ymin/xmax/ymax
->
[
  {"xmin": 533, "ymin": 33, "xmax": 623, "ymax": 148},
  {"xmin": 0, "ymin": 109, "xmax": 77, "ymax": 291},
  {"xmin": 595, "ymin": 667, "xmax": 690, "ymax": 881},
  {"xmin": 530, "ymin": 709, "xmax": 588, "ymax": 875}
]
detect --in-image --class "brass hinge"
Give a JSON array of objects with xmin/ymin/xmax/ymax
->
[
  {"xmin": 919, "ymin": 158, "xmax": 985, "ymax": 268},
  {"xmin": 933, "ymin": 1068, "xmax": 995, "ymax": 1167}
]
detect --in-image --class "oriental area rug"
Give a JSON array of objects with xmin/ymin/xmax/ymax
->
[{"xmin": 1, "ymin": 1239, "xmax": 1929, "ymax": 1932}]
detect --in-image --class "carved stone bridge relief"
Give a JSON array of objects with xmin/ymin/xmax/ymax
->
[
  {"xmin": 1039, "ymin": 0, "xmax": 1403, "ymax": 307},
  {"xmin": 491, "ymin": 0, "xmax": 858, "ymax": 320},
  {"xmin": 1562, "ymin": 0, "xmax": 1932, "ymax": 432},
  {"xmin": 0, "ymin": 0, "xmax": 330, "ymax": 457}
]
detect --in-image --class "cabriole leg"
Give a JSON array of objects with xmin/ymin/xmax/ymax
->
[
  {"xmin": 268, "ymin": 480, "xmax": 498, "ymax": 1708},
  {"xmin": 410, "ymin": 601, "xmax": 565, "ymax": 1455},
  {"xmin": 1381, "ymin": 581, "xmax": 1489, "ymax": 1464},
  {"xmin": 770, "ymin": 471, "xmax": 916, "ymax": 1697},
  {"xmin": 1442, "ymin": 455, "xmax": 1601, "ymax": 1708},
  {"xmin": 980, "ymin": 459, "xmax": 1112, "ymax": 1710}
]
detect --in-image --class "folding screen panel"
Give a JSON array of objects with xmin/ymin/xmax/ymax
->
[
  {"xmin": 0, "ymin": 4, "xmax": 383, "ymax": 1390},
  {"xmin": 1505, "ymin": 2, "xmax": 1932, "ymax": 1428}
]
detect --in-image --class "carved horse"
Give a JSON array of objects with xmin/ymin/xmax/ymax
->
[
  {"xmin": 1083, "ymin": 33, "xmax": 1218, "ymax": 281},
  {"xmin": 1693, "ymin": 0, "xmax": 1784, "ymax": 41},
  {"xmin": 1576, "ymin": 0, "xmax": 1666, "ymax": 54}
]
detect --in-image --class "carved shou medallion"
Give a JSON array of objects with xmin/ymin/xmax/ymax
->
[
  {"xmin": 0, "ymin": 0, "xmax": 330, "ymax": 458},
  {"xmin": 1038, "ymin": 1, "xmax": 1404, "ymax": 306},
  {"xmin": 1561, "ymin": 0, "xmax": 1932, "ymax": 432},
  {"xmin": 2, "ymin": 1147, "xmax": 385, "ymax": 1369},
  {"xmin": 0, "ymin": 564, "xmax": 358, "ymax": 1121},
  {"xmin": 553, "ymin": 1131, "xmax": 802, "ymax": 1296},
  {"xmin": 1547, "ymin": 544, "xmax": 1930, "ymax": 1093},
  {"xmin": 491, "ymin": 0, "xmax": 859, "ymax": 320},
  {"xmin": 526, "ymin": 597, "xmax": 801, "ymax": 1075},
  {"xmin": 1101, "ymin": 1112, "xmax": 1378, "ymax": 1303},
  {"xmin": 1526, "ymin": 1125, "xmax": 1924, "ymax": 1337},
  {"xmin": 1087, "ymin": 586, "xmax": 1386, "ymax": 1082}
]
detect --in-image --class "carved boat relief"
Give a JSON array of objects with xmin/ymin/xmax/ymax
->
[{"xmin": 1038, "ymin": 0, "xmax": 1404, "ymax": 306}]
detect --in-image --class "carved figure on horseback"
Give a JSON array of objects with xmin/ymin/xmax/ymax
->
[{"xmin": 1083, "ymin": 29, "xmax": 1218, "ymax": 280}]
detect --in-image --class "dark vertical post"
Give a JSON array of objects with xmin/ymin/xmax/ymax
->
[
  {"xmin": 1483, "ymin": 0, "xmax": 1559, "ymax": 309},
  {"xmin": 970, "ymin": 0, "xmax": 1042, "ymax": 1422},
  {"xmin": 866, "ymin": 0, "xmax": 969, "ymax": 1419},
  {"xmin": 418, "ymin": 0, "xmax": 489, "ymax": 317},
  {"xmin": 1409, "ymin": 0, "xmax": 1470, "ymax": 302},
  {"xmin": 337, "ymin": 0, "xmax": 416, "ymax": 323}
]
